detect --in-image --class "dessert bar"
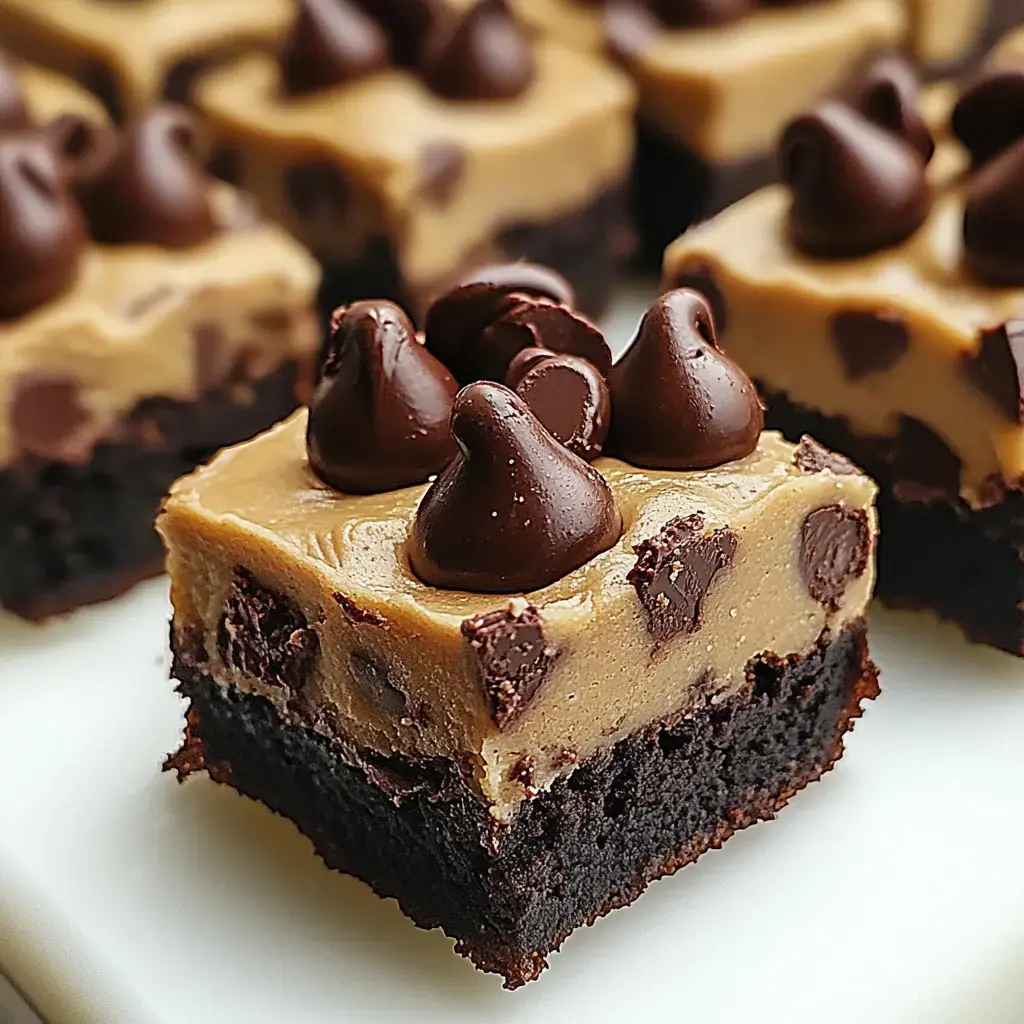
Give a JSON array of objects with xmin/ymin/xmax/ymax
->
[
  {"xmin": 193, "ymin": 0, "xmax": 636, "ymax": 320},
  {"xmin": 0, "ymin": 59, "xmax": 319, "ymax": 620},
  {"xmin": 161, "ymin": 273, "xmax": 879, "ymax": 987},
  {"xmin": 665, "ymin": 47, "xmax": 1024, "ymax": 653}
]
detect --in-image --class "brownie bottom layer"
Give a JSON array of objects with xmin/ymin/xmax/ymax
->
[
  {"xmin": 0, "ymin": 363, "xmax": 302, "ymax": 621},
  {"xmin": 168, "ymin": 620, "xmax": 877, "ymax": 988},
  {"xmin": 316, "ymin": 184, "xmax": 633, "ymax": 326},
  {"xmin": 763, "ymin": 388, "xmax": 1024, "ymax": 655}
]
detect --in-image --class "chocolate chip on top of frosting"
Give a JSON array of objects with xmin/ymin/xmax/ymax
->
[
  {"xmin": 306, "ymin": 299, "xmax": 459, "ymax": 494},
  {"xmin": 279, "ymin": 0, "xmax": 536, "ymax": 102},
  {"xmin": 951, "ymin": 62, "xmax": 1024, "ymax": 168},
  {"xmin": 408, "ymin": 381, "xmax": 623, "ymax": 593},
  {"xmin": 608, "ymin": 288, "xmax": 763, "ymax": 469}
]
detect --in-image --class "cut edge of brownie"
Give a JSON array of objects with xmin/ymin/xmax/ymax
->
[
  {"xmin": 0, "ymin": 361, "xmax": 305, "ymax": 621},
  {"xmin": 166, "ymin": 618, "xmax": 878, "ymax": 989}
]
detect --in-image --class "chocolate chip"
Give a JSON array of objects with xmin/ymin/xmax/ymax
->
[
  {"xmin": 952, "ymin": 65, "xmax": 1024, "ymax": 167},
  {"xmin": 12, "ymin": 374, "xmax": 96, "ymax": 462},
  {"xmin": 462, "ymin": 603, "xmax": 559, "ymax": 730},
  {"xmin": 216, "ymin": 568, "xmax": 320, "ymax": 688},
  {"xmin": 603, "ymin": 1, "xmax": 660, "ymax": 63},
  {"xmin": 0, "ymin": 49, "xmax": 28, "ymax": 130},
  {"xmin": 964, "ymin": 321, "xmax": 1024, "ymax": 422},
  {"xmin": 649, "ymin": 0, "xmax": 754, "ymax": 26},
  {"xmin": 192, "ymin": 322, "xmax": 230, "ymax": 391},
  {"xmin": 285, "ymin": 160, "xmax": 350, "ymax": 221},
  {"xmin": 671, "ymin": 261, "xmax": 728, "ymax": 334},
  {"xmin": 307, "ymin": 300, "xmax": 458, "ymax": 493},
  {"xmin": 334, "ymin": 592, "xmax": 389, "ymax": 628},
  {"xmin": 607, "ymin": 289, "xmax": 763, "ymax": 470},
  {"xmin": 74, "ymin": 106, "xmax": 216, "ymax": 248},
  {"xmin": 421, "ymin": 0, "xmax": 534, "ymax": 102},
  {"xmin": 207, "ymin": 145, "xmax": 244, "ymax": 187},
  {"xmin": 280, "ymin": 0, "xmax": 390, "ymax": 95},
  {"xmin": 505, "ymin": 346, "xmax": 554, "ymax": 388},
  {"xmin": 514, "ymin": 352, "xmax": 610, "ymax": 461},
  {"xmin": 0, "ymin": 132, "xmax": 86, "ymax": 317},
  {"xmin": 409, "ymin": 382, "xmax": 622, "ymax": 593},
  {"xmin": 628, "ymin": 513, "xmax": 737, "ymax": 647},
  {"xmin": 831, "ymin": 309, "xmax": 909, "ymax": 379},
  {"xmin": 962, "ymin": 139, "xmax": 1024, "ymax": 287},
  {"xmin": 83, "ymin": 60, "xmax": 124, "ymax": 124},
  {"xmin": 349, "ymin": 649, "xmax": 406, "ymax": 715},
  {"xmin": 800, "ymin": 505, "xmax": 870, "ymax": 610},
  {"xmin": 364, "ymin": 0, "xmax": 444, "ymax": 66},
  {"xmin": 792, "ymin": 435, "xmax": 859, "ymax": 476},
  {"xmin": 123, "ymin": 283, "xmax": 174, "ymax": 320},
  {"xmin": 888, "ymin": 416, "xmax": 962, "ymax": 503},
  {"xmin": 779, "ymin": 101, "xmax": 932, "ymax": 258},
  {"xmin": 417, "ymin": 141, "xmax": 465, "ymax": 205},
  {"xmin": 162, "ymin": 55, "xmax": 211, "ymax": 106}
]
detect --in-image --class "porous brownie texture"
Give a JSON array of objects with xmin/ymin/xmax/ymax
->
[
  {"xmin": 168, "ymin": 617, "xmax": 877, "ymax": 988},
  {"xmin": 0, "ymin": 362, "xmax": 302, "ymax": 620},
  {"xmin": 763, "ymin": 387, "xmax": 1024, "ymax": 655}
]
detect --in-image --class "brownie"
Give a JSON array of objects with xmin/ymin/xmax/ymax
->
[
  {"xmin": 664, "ymin": 39, "xmax": 1024, "ymax": 653},
  {"xmin": 0, "ymin": 0, "xmax": 291, "ymax": 122},
  {"xmin": 192, "ymin": 0, "xmax": 636, "ymax": 321},
  {"xmin": 0, "ymin": 55, "xmax": 320, "ymax": 620},
  {"xmin": 159, "ymin": 279, "xmax": 879, "ymax": 986},
  {"xmin": 515, "ymin": 0, "xmax": 907, "ymax": 260}
]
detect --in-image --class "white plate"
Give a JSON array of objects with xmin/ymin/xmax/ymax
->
[{"xmin": 3, "ymin": 287, "xmax": 1024, "ymax": 1023}]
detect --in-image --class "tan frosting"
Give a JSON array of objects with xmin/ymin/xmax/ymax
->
[
  {"xmin": 0, "ymin": 0, "xmax": 292, "ymax": 120},
  {"xmin": 906, "ymin": 0, "xmax": 989, "ymax": 69},
  {"xmin": 515, "ymin": 0, "xmax": 905, "ymax": 162},
  {"xmin": 17, "ymin": 62, "xmax": 107, "ymax": 125},
  {"xmin": 194, "ymin": 40, "xmax": 635, "ymax": 288},
  {"xmin": 159, "ymin": 412, "xmax": 877, "ymax": 820},
  {"xmin": 0, "ymin": 191, "xmax": 320, "ymax": 467}
]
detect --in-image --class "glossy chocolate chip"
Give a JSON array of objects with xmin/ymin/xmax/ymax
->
[
  {"xmin": 0, "ymin": 133, "xmax": 86, "ymax": 318},
  {"xmin": 421, "ymin": 0, "xmax": 534, "ymax": 102},
  {"xmin": 408, "ymin": 382, "xmax": 623, "ymax": 592},
  {"xmin": 964, "ymin": 321, "xmax": 1024, "ymax": 423},
  {"xmin": 307, "ymin": 300, "xmax": 459, "ymax": 494},
  {"xmin": 963, "ymin": 139, "xmax": 1024, "ymax": 287},
  {"xmin": 74, "ymin": 106, "xmax": 216, "ymax": 248},
  {"xmin": 792, "ymin": 436, "xmax": 859, "ymax": 476},
  {"xmin": 0, "ymin": 50, "xmax": 28, "ymax": 130},
  {"xmin": 460, "ymin": 262, "xmax": 576, "ymax": 308},
  {"xmin": 505, "ymin": 345, "xmax": 555, "ymax": 388},
  {"xmin": 43, "ymin": 114, "xmax": 118, "ymax": 184},
  {"xmin": 671, "ymin": 261, "xmax": 728, "ymax": 333},
  {"xmin": 831, "ymin": 309, "xmax": 910, "ymax": 379},
  {"xmin": 514, "ymin": 352, "xmax": 611, "ymax": 461},
  {"xmin": 280, "ymin": 0, "xmax": 390, "ymax": 95},
  {"xmin": 607, "ymin": 289, "xmax": 763, "ymax": 470},
  {"xmin": 779, "ymin": 101, "xmax": 932, "ymax": 258},
  {"xmin": 800, "ymin": 504, "xmax": 870, "ymax": 610},
  {"xmin": 603, "ymin": 0, "xmax": 660, "ymax": 63},
  {"xmin": 844, "ymin": 53, "xmax": 934, "ymax": 162},
  {"xmin": 650, "ymin": 0, "xmax": 754, "ymax": 26},
  {"xmin": 952, "ymin": 65, "xmax": 1024, "ymax": 167},
  {"xmin": 362, "ymin": 0, "xmax": 445, "ymax": 66}
]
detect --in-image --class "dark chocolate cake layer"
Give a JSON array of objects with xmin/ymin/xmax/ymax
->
[
  {"xmin": 762, "ymin": 388, "xmax": 1024, "ymax": 655},
  {"xmin": 0, "ymin": 363, "xmax": 303, "ymax": 621},
  {"xmin": 167, "ymin": 619, "xmax": 877, "ymax": 989},
  {"xmin": 317, "ymin": 185, "xmax": 633, "ymax": 326}
]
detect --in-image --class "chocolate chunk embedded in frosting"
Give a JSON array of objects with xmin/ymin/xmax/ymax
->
[
  {"xmin": 421, "ymin": 0, "xmax": 534, "ymax": 102},
  {"xmin": 649, "ymin": 0, "xmax": 754, "ymax": 26},
  {"xmin": 779, "ymin": 101, "xmax": 932, "ymax": 259},
  {"xmin": 952, "ymin": 65, "xmax": 1024, "ymax": 168},
  {"xmin": 409, "ymin": 382, "xmax": 622, "ymax": 593},
  {"xmin": 280, "ymin": 0, "xmax": 390, "ymax": 96},
  {"xmin": 607, "ymin": 289, "xmax": 763, "ymax": 470},
  {"xmin": 0, "ymin": 132, "xmax": 86, "ymax": 318},
  {"xmin": 73, "ymin": 106, "xmax": 216, "ymax": 248},
  {"xmin": 307, "ymin": 300, "xmax": 459, "ymax": 494},
  {"xmin": 963, "ymin": 139, "xmax": 1024, "ymax": 288}
]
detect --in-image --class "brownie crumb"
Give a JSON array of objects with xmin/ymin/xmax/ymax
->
[
  {"xmin": 217, "ymin": 567, "xmax": 320, "ymax": 689},
  {"xmin": 793, "ymin": 435, "xmax": 859, "ymax": 476},
  {"xmin": 965, "ymin": 321, "xmax": 1024, "ymax": 423},
  {"xmin": 628, "ymin": 514, "xmax": 737, "ymax": 647},
  {"xmin": 462, "ymin": 603, "xmax": 559, "ymax": 730},
  {"xmin": 334, "ymin": 592, "xmax": 390, "ymax": 628},
  {"xmin": 800, "ymin": 505, "xmax": 871, "ymax": 610}
]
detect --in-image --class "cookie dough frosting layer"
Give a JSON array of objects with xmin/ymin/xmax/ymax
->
[
  {"xmin": 515, "ymin": 0, "xmax": 905, "ymax": 164},
  {"xmin": 17, "ymin": 61, "xmax": 106, "ymax": 125},
  {"xmin": 194, "ymin": 39, "xmax": 634, "ymax": 293},
  {"xmin": 160, "ymin": 413, "xmax": 877, "ymax": 821},
  {"xmin": 0, "ymin": 0, "xmax": 292, "ymax": 121}
]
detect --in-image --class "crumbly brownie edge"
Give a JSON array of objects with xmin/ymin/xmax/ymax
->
[
  {"xmin": 316, "ymin": 183, "xmax": 633, "ymax": 326},
  {"xmin": 166, "ymin": 618, "xmax": 877, "ymax": 989},
  {"xmin": 0, "ymin": 361, "xmax": 304, "ymax": 621},
  {"xmin": 761, "ymin": 386, "xmax": 1024, "ymax": 655}
]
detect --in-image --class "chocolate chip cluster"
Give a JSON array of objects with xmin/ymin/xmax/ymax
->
[
  {"xmin": 280, "ymin": 0, "xmax": 534, "ymax": 103},
  {"xmin": 305, "ymin": 264, "xmax": 764, "ymax": 594},
  {"xmin": 0, "ymin": 50, "xmax": 222, "ymax": 318}
]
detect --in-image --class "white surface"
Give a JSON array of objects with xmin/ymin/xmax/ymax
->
[{"xmin": 2, "ymin": 287, "xmax": 1024, "ymax": 1022}]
